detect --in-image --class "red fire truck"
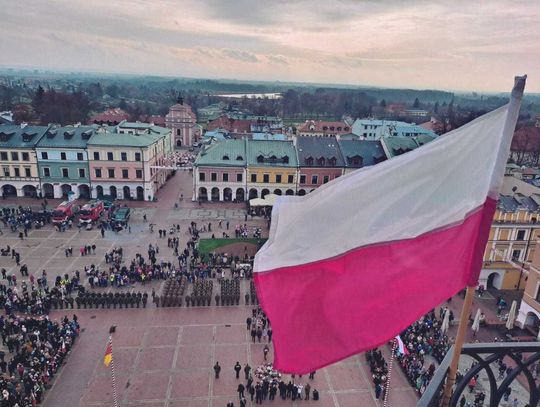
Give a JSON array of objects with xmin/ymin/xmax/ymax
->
[
  {"xmin": 78, "ymin": 200, "xmax": 104, "ymax": 224},
  {"xmin": 51, "ymin": 201, "xmax": 78, "ymax": 224}
]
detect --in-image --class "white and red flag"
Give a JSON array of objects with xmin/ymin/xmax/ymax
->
[{"xmin": 254, "ymin": 76, "xmax": 526, "ymax": 374}]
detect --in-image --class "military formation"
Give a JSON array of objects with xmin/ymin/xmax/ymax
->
[
  {"xmin": 75, "ymin": 291, "xmax": 148, "ymax": 308},
  {"xmin": 156, "ymin": 276, "xmax": 187, "ymax": 307},
  {"xmin": 217, "ymin": 278, "xmax": 240, "ymax": 306},
  {"xmin": 247, "ymin": 280, "xmax": 259, "ymax": 305},
  {"xmin": 186, "ymin": 280, "xmax": 213, "ymax": 306}
]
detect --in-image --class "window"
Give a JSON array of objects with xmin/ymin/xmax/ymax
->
[
  {"xmin": 62, "ymin": 168, "xmax": 69, "ymax": 178},
  {"xmin": 136, "ymin": 169, "xmax": 143, "ymax": 179},
  {"xmin": 536, "ymin": 285, "xmax": 540, "ymax": 302},
  {"xmin": 236, "ymin": 173, "xmax": 243, "ymax": 182},
  {"xmin": 77, "ymin": 152, "xmax": 84, "ymax": 161},
  {"xmin": 323, "ymin": 175, "xmax": 329, "ymax": 184},
  {"xmin": 93, "ymin": 152, "xmax": 100, "ymax": 160},
  {"xmin": 95, "ymin": 168, "xmax": 102, "ymax": 178},
  {"xmin": 263, "ymin": 174, "xmax": 269, "ymax": 183},
  {"xmin": 211, "ymin": 173, "xmax": 217, "ymax": 182},
  {"xmin": 22, "ymin": 152, "xmax": 29, "ymax": 161},
  {"xmin": 517, "ymin": 230, "xmax": 526, "ymax": 241},
  {"xmin": 222, "ymin": 173, "xmax": 229, "ymax": 182},
  {"xmin": 122, "ymin": 169, "xmax": 129, "ymax": 179},
  {"xmin": 251, "ymin": 174, "xmax": 257, "ymax": 183},
  {"xmin": 288, "ymin": 174, "xmax": 294, "ymax": 184},
  {"xmin": 24, "ymin": 167, "xmax": 31, "ymax": 177},
  {"xmin": 199, "ymin": 173, "xmax": 206, "ymax": 182},
  {"xmin": 0, "ymin": 152, "xmax": 7, "ymax": 160},
  {"xmin": 2, "ymin": 167, "xmax": 9, "ymax": 177},
  {"xmin": 14, "ymin": 168, "xmax": 20, "ymax": 177},
  {"xmin": 275, "ymin": 174, "xmax": 282, "ymax": 183},
  {"xmin": 11, "ymin": 152, "xmax": 18, "ymax": 161},
  {"xmin": 107, "ymin": 152, "xmax": 114, "ymax": 161},
  {"xmin": 43, "ymin": 167, "xmax": 50, "ymax": 177},
  {"xmin": 135, "ymin": 152, "xmax": 141, "ymax": 161},
  {"xmin": 312, "ymin": 175, "xmax": 318, "ymax": 184},
  {"xmin": 121, "ymin": 152, "xmax": 127, "ymax": 161},
  {"xmin": 60, "ymin": 152, "xmax": 66, "ymax": 160},
  {"xmin": 108, "ymin": 169, "xmax": 115, "ymax": 178},
  {"xmin": 79, "ymin": 168, "xmax": 86, "ymax": 178},
  {"xmin": 41, "ymin": 152, "xmax": 48, "ymax": 160},
  {"xmin": 300, "ymin": 174, "xmax": 306, "ymax": 184},
  {"xmin": 512, "ymin": 249, "xmax": 521, "ymax": 261}
]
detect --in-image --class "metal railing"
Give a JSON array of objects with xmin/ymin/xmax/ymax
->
[{"xmin": 418, "ymin": 342, "xmax": 540, "ymax": 407}]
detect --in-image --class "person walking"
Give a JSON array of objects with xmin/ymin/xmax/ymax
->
[
  {"xmin": 263, "ymin": 344, "xmax": 269, "ymax": 361},
  {"xmin": 213, "ymin": 362, "xmax": 221, "ymax": 379},
  {"xmin": 237, "ymin": 383, "xmax": 245, "ymax": 398},
  {"xmin": 244, "ymin": 363, "xmax": 251, "ymax": 380},
  {"xmin": 305, "ymin": 383, "xmax": 311, "ymax": 400},
  {"xmin": 234, "ymin": 362, "xmax": 241, "ymax": 379}
]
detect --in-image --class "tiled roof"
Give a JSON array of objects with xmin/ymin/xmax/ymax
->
[
  {"xmin": 337, "ymin": 140, "xmax": 386, "ymax": 167},
  {"xmin": 252, "ymin": 133, "xmax": 288, "ymax": 141},
  {"xmin": 87, "ymin": 131, "xmax": 164, "ymax": 147},
  {"xmin": 381, "ymin": 136, "xmax": 423, "ymax": 158},
  {"xmin": 91, "ymin": 108, "xmax": 129, "ymax": 124},
  {"xmin": 0, "ymin": 125, "xmax": 49, "ymax": 148},
  {"xmin": 207, "ymin": 115, "xmax": 251, "ymax": 134},
  {"xmin": 296, "ymin": 136, "xmax": 345, "ymax": 167},
  {"xmin": 497, "ymin": 193, "xmax": 540, "ymax": 213},
  {"xmin": 247, "ymin": 140, "xmax": 298, "ymax": 167},
  {"xmin": 195, "ymin": 139, "xmax": 246, "ymax": 167},
  {"xmin": 36, "ymin": 126, "xmax": 95, "ymax": 149},
  {"xmin": 297, "ymin": 120, "xmax": 350, "ymax": 133}
]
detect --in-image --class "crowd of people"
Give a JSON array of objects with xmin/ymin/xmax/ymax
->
[
  {"xmin": 0, "ymin": 314, "xmax": 79, "ymax": 406},
  {"xmin": 396, "ymin": 310, "xmax": 449, "ymax": 396}
]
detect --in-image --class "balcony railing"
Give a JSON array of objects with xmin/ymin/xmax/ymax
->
[{"xmin": 418, "ymin": 342, "xmax": 540, "ymax": 407}]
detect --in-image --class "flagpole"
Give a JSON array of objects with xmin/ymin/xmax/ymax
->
[
  {"xmin": 383, "ymin": 339, "xmax": 397, "ymax": 407},
  {"xmin": 441, "ymin": 75, "xmax": 527, "ymax": 407},
  {"xmin": 440, "ymin": 285, "xmax": 475, "ymax": 406},
  {"xmin": 108, "ymin": 326, "xmax": 119, "ymax": 407}
]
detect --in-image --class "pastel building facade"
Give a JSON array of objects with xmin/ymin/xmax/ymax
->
[
  {"xmin": 194, "ymin": 140, "xmax": 247, "ymax": 202},
  {"xmin": 165, "ymin": 99, "xmax": 201, "ymax": 147},
  {"xmin": 0, "ymin": 125, "xmax": 49, "ymax": 198},
  {"xmin": 35, "ymin": 126, "xmax": 94, "ymax": 199},
  {"xmin": 87, "ymin": 131, "xmax": 171, "ymax": 201},
  {"xmin": 295, "ymin": 136, "xmax": 345, "ymax": 194}
]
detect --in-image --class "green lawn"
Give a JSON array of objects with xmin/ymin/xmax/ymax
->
[{"xmin": 198, "ymin": 238, "xmax": 266, "ymax": 255}]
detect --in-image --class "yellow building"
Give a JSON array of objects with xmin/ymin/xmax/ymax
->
[
  {"xmin": 516, "ymin": 234, "xmax": 540, "ymax": 338},
  {"xmin": 246, "ymin": 140, "xmax": 298, "ymax": 199},
  {"xmin": 480, "ymin": 193, "xmax": 540, "ymax": 291},
  {"xmin": 0, "ymin": 125, "xmax": 49, "ymax": 198}
]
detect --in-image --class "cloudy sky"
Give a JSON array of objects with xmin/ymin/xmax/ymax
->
[{"xmin": 1, "ymin": 0, "xmax": 539, "ymax": 92}]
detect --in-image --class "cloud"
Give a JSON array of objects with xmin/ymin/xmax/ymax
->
[
  {"xmin": 220, "ymin": 49, "xmax": 259, "ymax": 63},
  {"xmin": 0, "ymin": 0, "xmax": 539, "ymax": 91},
  {"xmin": 266, "ymin": 55, "xmax": 289, "ymax": 65}
]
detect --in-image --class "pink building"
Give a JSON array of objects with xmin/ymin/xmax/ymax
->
[
  {"xmin": 166, "ymin": 97, "xmax": 201, "ymax": 148},
  {"xmin": 87, "ymin": 131, "xmax": 171, "ymax": 201},
  {"xmin": 295, "ymin": 136, "xmax": 344, "ymax": 193}
]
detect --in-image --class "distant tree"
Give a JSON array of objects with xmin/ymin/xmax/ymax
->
[
  {"xmin": 380, "ymin": 99, "xmax": 387, "ymax": 108},
  {"xmin": 413, "ymin": 97, "xmax": 420, "ymax": 108},
  {"xmin": 434, "ymin": 101, "xmax": 439, "ymax": 114},
  {"xmin": 32, "ymin": 86, "xmax": 45, "ymax": 116},
  {"xmin": 119, "ymin": 98, "xmax": 127, "ymax": 110},
  {"xmin": 105, "ymin": 84, "xmax": 119, "ymax": 98}
]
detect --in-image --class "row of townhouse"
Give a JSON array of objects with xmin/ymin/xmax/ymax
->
[
  {"xmin": 192, "ymin": 135, "xmax": 435, "ymax": 202},
  {"xmin": 0, "ymin": 122, "xmax": 173, "ymax": 201}
]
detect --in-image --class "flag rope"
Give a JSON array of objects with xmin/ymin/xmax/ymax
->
[
  {"xmin": 108, "ymin": 335, "xmax": 119, "ymax": 407},
  {"xmin": 383, "ymin": 339, "xmax": 397, "ymax": 407}
]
